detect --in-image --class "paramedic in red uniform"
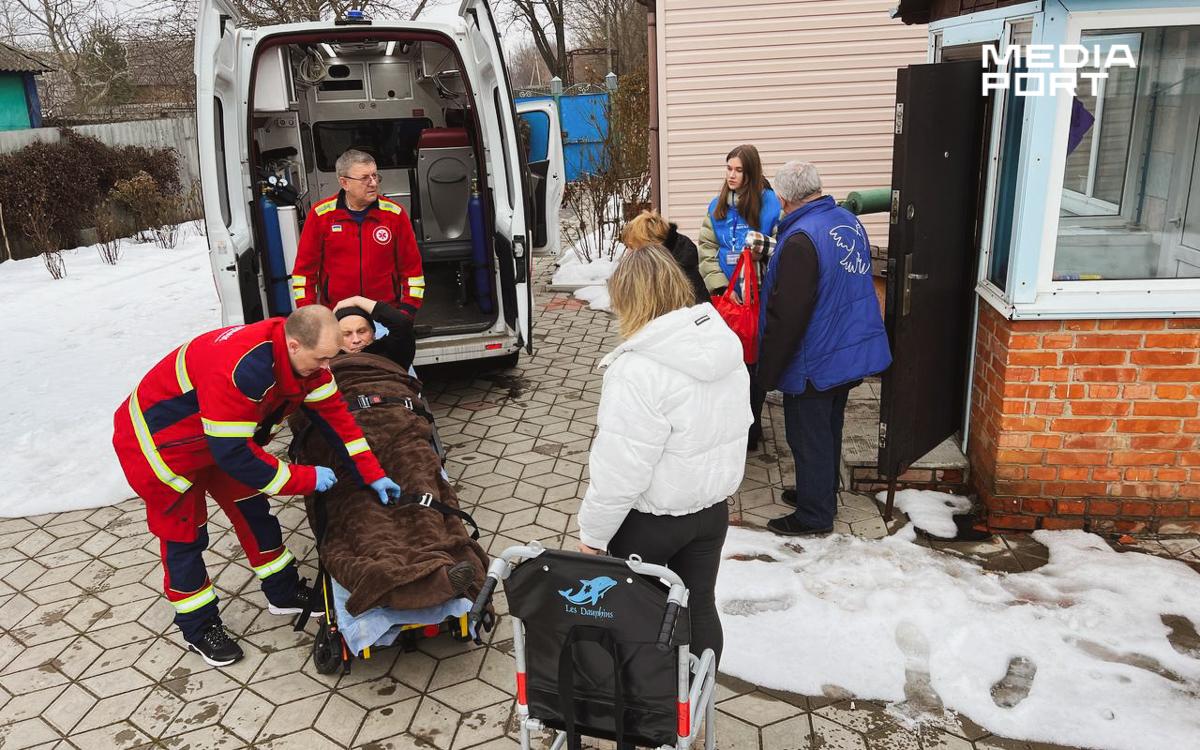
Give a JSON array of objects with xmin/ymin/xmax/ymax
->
[
  {"xmin": 112, "ymin": 306, "xmax": 402, "ymax": 667},
  {"xmin": 291, "ymin": 149, "xmax": 425, "ymax": 320}
]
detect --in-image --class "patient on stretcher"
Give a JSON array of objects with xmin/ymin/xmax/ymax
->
[
  {"xmin": 288, "ymin": 336, "xmax": 488, "ymax": 649},
  {"xmin": 333, "ymin": 295, "xmax": 417, "ymax": 369}
]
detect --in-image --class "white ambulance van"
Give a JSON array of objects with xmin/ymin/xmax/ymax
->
[{"xmin": 194, "ymin": 0, "xmax": 564, "ymax": 365}]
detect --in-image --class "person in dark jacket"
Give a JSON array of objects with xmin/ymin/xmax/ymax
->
[
  {"xmin": 333, "ymin": 295, "xmax": 418, "ymax": 370},
  {"xmin": 620, "ymin": 210, "xmax": 709, "ymax": 305},
  {"xmin": 758, "ymin": 160, "xmax": 892, "ymax": 536}
]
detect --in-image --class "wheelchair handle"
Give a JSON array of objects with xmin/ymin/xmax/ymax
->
[
  {"xmin": 469, "ymin": 574, "xmax": 499, "ymax": 631},
  {"xmin": 656, "ymin": 601, "xmax": 680, "ymax": 652}
]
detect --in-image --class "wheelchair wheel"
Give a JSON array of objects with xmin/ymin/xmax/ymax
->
[{"xmin": 313, "ymin": 620, "xmax": 345, "ymax": 675}]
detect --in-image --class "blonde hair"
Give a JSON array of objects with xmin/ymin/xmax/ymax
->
[
  {"xmin": 608, "ymin": 245, "xmax": 695, "ymax": 338},
  {"xmin": 620, "ymin": 210, "xmax": 670, "ymax": 249}
]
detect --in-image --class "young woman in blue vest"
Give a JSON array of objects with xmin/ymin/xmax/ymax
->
[
  {"xmin": 698, "ymin": 144, "xmax": 783, "ymax": 451},
  {"xmin": 757, "ymin": 160, "xmax": 891, "ymax": 536}
]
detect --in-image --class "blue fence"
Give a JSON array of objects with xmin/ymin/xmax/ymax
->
[{"xmin": 516, "ymin": 92, "xmax": 608, "ymax": 182}]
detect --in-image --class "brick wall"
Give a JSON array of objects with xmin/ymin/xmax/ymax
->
[{"xmin": 968, "ymin": 304, "xmax": 1200, "ymax": 536}]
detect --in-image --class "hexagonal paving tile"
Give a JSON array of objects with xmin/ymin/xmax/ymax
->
[{"xmin": 2, "ymin": 260, "xmax": 1159, "ymax": 750}]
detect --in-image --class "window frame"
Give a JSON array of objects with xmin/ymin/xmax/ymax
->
[
  {"xmin": 933, "ymin": 3, "xmax": 1200, "ymax": 319},
  {"xmin": 1032, "ymin": 8, "xmax": 1200, "ymax": 316},
  {"xmin": 1057, "ymin": 32, "xmax": 1145, "ymax": 220}
]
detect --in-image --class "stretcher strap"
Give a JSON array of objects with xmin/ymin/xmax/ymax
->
[
  {"xmin": 558, "ymin": 625, "xmax": 626, "ymax": 750},
  {"xmin": 346, "ymin": 394, "xmax": 434, "ymax": 423},
  {"xmin": 393, "ymin": 493, "xmax": 481, "ymax": 540}
]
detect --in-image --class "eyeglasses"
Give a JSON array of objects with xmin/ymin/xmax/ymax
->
[{"xmin": 342, "ymin": 173, "xmax": 382, "ymax": 185}]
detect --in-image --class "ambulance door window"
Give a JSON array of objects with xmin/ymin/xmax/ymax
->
[{"xmin": 214, "ymin": 97, "xmax": 232, "ymax": 228}]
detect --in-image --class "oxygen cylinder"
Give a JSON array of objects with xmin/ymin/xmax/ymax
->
[
  {"xmin": 259, "ymin": 190, "xmax": 292, "ymax": 314},
  {"xmin": 468, "ymin": 180, "xmax": 493, "ymax": 314}
]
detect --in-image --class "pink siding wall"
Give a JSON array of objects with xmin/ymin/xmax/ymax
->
[{"xmin": 656, "ymin": 0, "xmax": 928, "ymax": 246}]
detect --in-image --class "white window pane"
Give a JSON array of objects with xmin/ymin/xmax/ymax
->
[{"xmin": 1054, "ymin": 26, "xmax": 1200, "ymax": 281}]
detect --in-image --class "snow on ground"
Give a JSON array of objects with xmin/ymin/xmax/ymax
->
[
  {"xmin": 718, "ymin": 525, "xmax": 1200, "ymax": 750},
  {"xmin": 551, "ymin": 226, "xmax": 625, "ymax": 312},
  {"xmin": 0, "ymin": 229, "xmax": 220, "ymax": 518},
  {"xmin": 884, "ymin": 488, "xmax": 974, "ymax": 539}
]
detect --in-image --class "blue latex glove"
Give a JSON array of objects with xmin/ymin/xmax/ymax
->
[
  {"xmin": 314, "ymin": 466, "xmax": 338, "ymax": 492},
  {"xmin": 370, "ymin": 477, "xmax": 402, "ymax": 504}
]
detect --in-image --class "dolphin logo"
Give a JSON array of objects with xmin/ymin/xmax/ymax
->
[
  {"xmin": 559, "ymin": 576, "xmax": 618, "ymax": 606},
  {"xmin": 830, "ymin": 223, "xmax": 871, "ymax": 275}
]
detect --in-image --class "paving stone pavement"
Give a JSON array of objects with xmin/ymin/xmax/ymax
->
[{"xmin": 3, "ymin": 262, "xmax": 1197, "ymax": 750}]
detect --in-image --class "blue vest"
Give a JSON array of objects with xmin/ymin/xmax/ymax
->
[
  {"xmin": 760, "ymin": 196, "xmax": 892, "ymax": 392},
  {"xmin": 707, "ymin": 189, "xmax": 783, "ymax": 281}
]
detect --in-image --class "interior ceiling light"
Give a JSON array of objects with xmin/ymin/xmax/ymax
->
[
  {"xmin": 385, "ymin": 41, "xmax": 396, "ymax": 56},
  {"xmin": 320, "ymin": 43, "xmax": 336, "ymax": 58}
]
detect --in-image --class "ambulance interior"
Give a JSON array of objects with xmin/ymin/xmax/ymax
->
[{"xmin": 249, "ymin": 37, "xmax": 501, "ymax": 337}]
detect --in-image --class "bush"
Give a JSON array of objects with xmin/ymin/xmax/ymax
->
[
  {"xmin": 110, "ymin": 171, "xmax": 178, "ymax": 240},
  {"xmin": 564, "ymin": 67, "xmax": 652, "ymax": 263},
  {"xmin": 92, "ymin": 201, "xmax": 128, "ymax": 264},
  {"xmin": 0, "ymin": 129, "xmax": 181, "ymax": 274}
]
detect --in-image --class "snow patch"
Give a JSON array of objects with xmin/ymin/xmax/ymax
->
[
  {"xmin": 880, "ymin": 488, "xmax": 974, "ymax": 539},
  {"xmin": 0, "ymin": 228, "xmax": 220, "ymax": 517},
  {"xmin": 718, "ymin": 526, "xmax": 1200, "ymax": 750}
]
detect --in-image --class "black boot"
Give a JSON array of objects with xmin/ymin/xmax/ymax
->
[
  {"xmin": 269, "ymin": 577, "xmax": 319, "ymax": 617},
  {"xmin": 188, "ymin": 619, "xmax": 244, "ymax": 667}
]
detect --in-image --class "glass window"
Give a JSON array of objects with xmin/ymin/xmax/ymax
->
[
  {"xmin": 494, "ymin": 87, "xmax": 514, "ymax": 209},
  {"xmin": 214, "ymin": 97, "xmax": 231, "ymax": 228},
  {"xmin": 310, "ymin": 118, "xmax": 433, "ymax": 172},
  {"xmin": 989, "ymin": 64, "xmax": 1027, "ymax": 290},
  {"xmin": 986, "ymin": 20, "xmax": 1033, "ymax": 291},
  {"xmin": 1054, "ymin": 26, "xmax": 1200, "ymax": 281},
  {"xmin": 519, "ymin": 109, "xmax": 550, "ymax": 163}
]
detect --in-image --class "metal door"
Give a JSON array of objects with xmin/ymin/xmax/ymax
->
[{"xmin": 879, "ymin": 61, "xmax": 986, "ymax": 501}]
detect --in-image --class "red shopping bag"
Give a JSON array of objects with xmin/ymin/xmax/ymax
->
[{"xmin": 711, "ymin": 249, "xmax": 758, "ymax": 363}]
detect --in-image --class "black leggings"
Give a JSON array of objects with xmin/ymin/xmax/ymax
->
[
  {"xmin": 606, "ymin": 501, "xmax": 729, "ymax": 665},
  {"xmin": 747, "ymin": 362, "xmax": 766, "ymax": 444}
]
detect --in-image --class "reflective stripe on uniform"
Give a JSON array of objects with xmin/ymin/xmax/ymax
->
[
  {"xmin": 171, "ymin": 584, "xmax": 216, "ymax": 614},
  {"xmin": 175, "ymin": 343, "xmax": 193, "ymax": 393},
  {"xmin": 252, "ymin": 549, "xmax": 295, "ymax": 579},
  {"xmin": 407, "ymin": 276, "xmax": 425, "ymax": 287},
  {"xmin": 410, "ymin": 287, "xmax": 425, "ymax": 299},
  {"xmin": 378, "ymin": 201, "xmax": 401, "ymax": 214},
  {"xmin": 314, "ymin": 200, "xmax": 337, "ymax": 216},
  {"xmin": 345, "ymin": 438, "xmax": 369, "ymax": 456},
  {"xmin": 200, "ymin": 418, "xmax": 257, "ymax": 438},
  {"xmin": 290, "ymin": 276, "xmax": 306, "ymax": 300},
  {"xmin": 129, "ymin": 389, "xmax": 192, "ymax": 494},
  {"xmin": 304, "ymin": 380, "xmax": 337, "ymax": 403},
  {"xmin": 262, "ymin": 463, "xmax": 290, "ymax": 495},
  {"xmin": 291, "ymin": 287, "xmax": 305, "ymax": 301}
]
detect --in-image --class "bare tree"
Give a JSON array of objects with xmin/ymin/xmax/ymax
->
[
  {"xmin": 566, "ymin": 0, "xmax": 645, "ymax": 75},
  {"xmin": 507, "ymin": 40, "xmax": 550, "ymax": 89},
  {"xmin": 499, "ymin": 0, "xmax": 567, "ymax": 81},
  {"xmin": 12, "ymin": 0, "xmax": 103, "ymax": 115},
  {"xmin": 0, "ymin": 0, "xmax": 30, "ymax": 45}
]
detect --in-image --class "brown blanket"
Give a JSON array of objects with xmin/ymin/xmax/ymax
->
[{"xmin": 289, "ymin": 352, "xmax": 489, "ymax": 616}]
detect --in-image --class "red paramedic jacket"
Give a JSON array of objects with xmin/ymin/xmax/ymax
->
[
  {"xmin": 114, "ymin": 319, "xmax": 385, "ymax": 516},
  {"xmin": 291, "ymin": 191, "xmax": 425, "ymax": 317}
]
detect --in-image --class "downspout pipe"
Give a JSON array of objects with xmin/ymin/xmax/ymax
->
[{"xmin": 647, "ymin": 1, "xmax": 661, "ymax": 209}]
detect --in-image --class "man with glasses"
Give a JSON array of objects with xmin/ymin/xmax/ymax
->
[{"xmin": 291, "ymin": 149, "xmax": 425, "ymax": 321}]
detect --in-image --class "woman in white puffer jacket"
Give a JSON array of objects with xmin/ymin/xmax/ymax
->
[{"xmin": 577, "ymin": 245, "xmax": 752, "ymax": 664}]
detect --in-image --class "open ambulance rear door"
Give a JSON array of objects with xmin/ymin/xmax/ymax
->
[
  {"xmin": 459, "ymin": 0, "xmax": 535, "ymax": 353},
  {"xmin": 195, "ymin": 0, "xmax": 262, "ymax": 325}
]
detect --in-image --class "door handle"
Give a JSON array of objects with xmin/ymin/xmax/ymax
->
[{"xmin": 902, "ymin": 256, "xmax": 921, "ymax": 316}]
